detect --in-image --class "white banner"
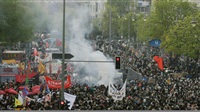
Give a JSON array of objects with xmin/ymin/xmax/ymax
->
[
  {"xmin": 64, "ymin": 92, "xmax": 76, "ymax": 110},
  {"xmin": 108, "ymin": 80, "xmax": 127, "ymax": 101}
]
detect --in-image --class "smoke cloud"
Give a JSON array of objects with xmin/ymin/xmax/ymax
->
[
  {"xmin": 65, "ymin": 3, "xmax": 117, "ymax": 86},
  {"xmin": 30, "ymin": 0, "xmax": 117, "ymax": 86}
]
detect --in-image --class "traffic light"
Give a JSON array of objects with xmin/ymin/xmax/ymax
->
[
  {"xmin": 60, "ymin": 100, "xmax": 65, "ymax": 110},
  {"xmin": 115, "ymin": 57, "xmax": 121, "ymax": 69},
  {"xmin": 60, "ymin": 101, "xmax": 65, "ymax": 105},
  {"xmin": 60, "ymin": 100, "xmax": 70, "ymax": 110}
]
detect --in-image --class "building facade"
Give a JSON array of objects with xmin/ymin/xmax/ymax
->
[
  {"xmin": 136, "ymin": 0, "xmax": 151, "ymax": 14},
  {"xmin": 37, "ymin": 0, "xmax": 107, "ymax": 19},
  {"xmin": 65, "ymin": 0, "xmax": 107, "ymax": 19},
  {"xmin": 151, "ymin": 0, "xmax": 200, "ymax": 7}
]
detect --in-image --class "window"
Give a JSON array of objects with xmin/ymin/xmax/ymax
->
[{"xmin": 96, "ymin": 2, "xmax": 98, "ymax": 12}]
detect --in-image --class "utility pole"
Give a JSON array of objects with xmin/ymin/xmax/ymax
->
[{"xmin": 61, "ymin": 0, "xmax": 65, "ymax": 101}]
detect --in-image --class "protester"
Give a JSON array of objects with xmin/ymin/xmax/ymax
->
[{"xmin": 0, "ymin": 35, "xmax": 199, "ymax": 110}]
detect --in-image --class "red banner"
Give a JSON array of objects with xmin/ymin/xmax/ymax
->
[
  {"xmin": 15, "ymin": 72, "xmax": 37, "ymax": 83},
  {"xmin": 44, "ymin": 75, "xmax": 71, "ymax": 89}
]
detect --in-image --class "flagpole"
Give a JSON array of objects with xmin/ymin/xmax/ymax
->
[
  {"xmin": 26, "ymin": 60, "xmax": 29, "ymax": 85},
  {"xmin": 61, "ymin": 0, "xmax": 66, "ymax": 102}
]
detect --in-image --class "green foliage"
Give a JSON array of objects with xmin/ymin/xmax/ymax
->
[
  {"xmin": 136, "ymin": 14, "xmax": 150, "ymax": 42},
  {"xmin": 0, "ymin": 0, "xmax": 35, "ymax": 45},
  {"xmin": 138, "ymin": 0, "xmax": 198, "ymax": 40},
  {"xmin": 0, "ymin": 0, "xmax": 53, "ymax": 45},
  {"xmin": 100, "ymin": 0, "xmax": 134, "ymax": 39},
  {"xmin": 136, "ymin": 0, "xmax": 199, "ymax": 58},
  {"xmin": 107, "ymin": 0, "xmax": 131, "ymax": 15},
  {"xmin": 163, "ymin": 14, "xmax": 200, "ymax": 58},
  {"xmin": 91, "ymin": 18, "xmax": 102, "ymax": 38}
]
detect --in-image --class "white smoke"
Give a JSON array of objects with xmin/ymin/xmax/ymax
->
[
  {"xmin": 65, "ymin": 3, "xmax": 116, "ymax": 86},
  {"xmin": 29, "ymin": 0, "xmax": 117, "ymax": 86}
]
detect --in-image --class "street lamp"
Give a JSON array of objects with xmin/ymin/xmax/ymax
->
[{"xmin": 109, "ymin": 0, "xmax": 112, "ymax": 53}]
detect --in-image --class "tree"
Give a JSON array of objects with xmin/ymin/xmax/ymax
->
[
  {"xmin": 90, "ymin": 18, "xmax": 102, "ymax": 38},
  {"xmin": 101, "ymin": 4, "xmax": 119, "ymax": 38},
  {"xmin": 136, "ymin": 14, "xmax": 151, "ymax": 42},
  {"xmin": 0, "ymin": 0, "xmax": 36, "ymax": 45},
  {"xmin": 137, "ymin": 0, "xmax": 198, "ymax": 41},
  {"xmin": 163, "ymin": 13, "xmax": 200, "ymax": 58},
  {"xmin": 100, "ymin": 0, "xmax": 133, "ymax": 39},
  {"xmin": 0, "ymin": 0, "xmax": 54, "ymax": 45},
  {"xmin": 118, "ymin": 12, "xmax": 136, "ymax": 40}
]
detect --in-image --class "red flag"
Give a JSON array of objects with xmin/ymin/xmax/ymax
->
[
  {"xmin": 153, "ymin": 56, "xmax": 164, "ymax": 71},
  {"xmin": 158, "ymin": 57, "xmax": 164, "ymax": 71},
  {"xmin": 15, "ymin": 73, "xmax": 37, "ymax": 83},
  {"xmin": 32, "ymin": 85, "xmax": 41, "ymax": 94},
  {"xmin": 18, "ymin": 86, "xmax": 29, "ymax": 91},
  {"xmin": 0, "ymin": 90, "xmax": 6, "ymax": 95},
  {"xmin": 32, "ymin": 85, "xmax": 41, "ymax": 90},
  {"xmin": 153, "ymin": 56, "xmax": 160, "ymax": 62},
  {"xmin": 5, "ymin": 88, "xmax": 18, "ymax": 94}
]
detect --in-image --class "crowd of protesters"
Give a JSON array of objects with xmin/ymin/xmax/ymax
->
[{"xmin": 0, "ymin": 35, "xmax": 200, "ymax": 110}]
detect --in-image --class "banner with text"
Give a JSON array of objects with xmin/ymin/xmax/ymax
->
[
  {"xmin": 108, "ymin": 80, "xmax": 126, "ymax": 101},
  {"xmin": 44, "ymin": 75, "xmax": 71, "ymax": 89}
]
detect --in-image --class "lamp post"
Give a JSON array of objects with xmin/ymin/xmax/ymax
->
[
  {"xmin": 109, "ymin": 0, "xmax": 112, "ymax": 53},
  {"xmin": 128, "ymin": 18, "xmax": 130, "ymax": 39},
  {"xmin": 118, "ymin": 15, "xmax": 123, "ymax": 39}
]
